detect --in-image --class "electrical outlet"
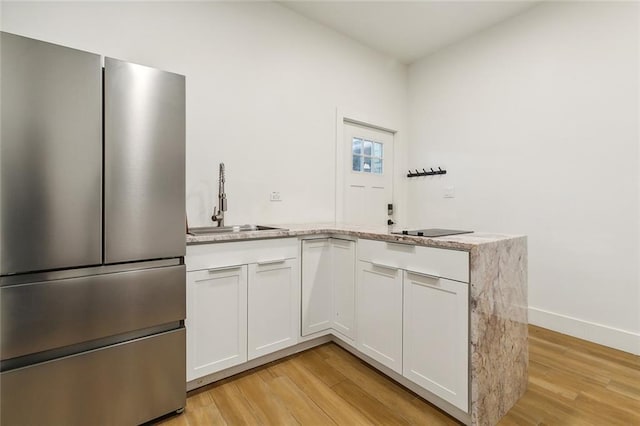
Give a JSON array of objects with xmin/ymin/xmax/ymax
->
[
  {"xmin": 444, "ymin": 186, "xmax": 455, "ymax": 198},
  {"xmin": 270, "ymin": 191, "xmax": 282, "ymax": 202}
]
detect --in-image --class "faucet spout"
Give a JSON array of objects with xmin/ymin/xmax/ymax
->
[{"xmin": 212, "ymin": 162, "xmax": 227, "ymax": 227}]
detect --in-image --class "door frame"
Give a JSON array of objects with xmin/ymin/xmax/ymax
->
[{"xmin": 335, "ymin": 108, "xmax": 398, "ymax": 223}]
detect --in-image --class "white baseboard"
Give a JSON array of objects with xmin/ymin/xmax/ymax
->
[{"xmin": 529, "ymin": 307, "xmax": 640, "ymax": 355}]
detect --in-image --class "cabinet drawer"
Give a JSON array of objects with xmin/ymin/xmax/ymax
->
[
  {"xmin": 358, "ymin": 239, "xmax": 469, "ymax": 283},
  {"xmin": 1, "ymin": 328, "xmax": 185, "ymax": 426},
  {"xmin": 186, "ymin": 238, "xmax": 298, "ymax": 272},
  {"xmin": 1, "ymin": 265, "xmax": 185, "ymax": 361}
]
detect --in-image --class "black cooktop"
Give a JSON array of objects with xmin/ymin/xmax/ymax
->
[{"xmin": 391, "ymin": 228, "xmax": 473, "ymax": 238}]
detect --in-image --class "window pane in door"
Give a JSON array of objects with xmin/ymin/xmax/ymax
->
[
  {"xmin": 363, "ymin": 157, "xmax": 371, "ymax": 173},
  {"xmin": 352, "ymin": 139, "xmax": 362, "ymax": 155},
  {"xmin": 373, "ymin": 142, "xmax": 383, "ymax": 158},
  {"xmin": 372, "ymin": 158, "xmax": 383, "ymax": 174},
  {"xmin": 363, "ymin": 140, "xmax": 372, "ymax": 156},
  {"xmin": 352, "ymin": 155, "xmax": 362, "ymax": 172}
]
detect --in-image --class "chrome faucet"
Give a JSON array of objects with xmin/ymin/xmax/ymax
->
[{"xmin": 211, "ymin": 163, "xmax": 227, "ymax": 227}]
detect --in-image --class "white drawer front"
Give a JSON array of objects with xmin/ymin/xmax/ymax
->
[
  {"xmin": 358, "ymin": 239, "xmax": 469, "ymax": 283},
  {"xmin": 186, "ymin": 238, "xmax": 298, "ymax": 272}
]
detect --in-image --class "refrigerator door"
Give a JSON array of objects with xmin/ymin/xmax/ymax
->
[
  {"xmin": 0, "ymin": 32, "xmax": 102, "ymax": 275},
  {"xmin": 104, "ymin": 58, "xmax": 186, "ymax": 263}
]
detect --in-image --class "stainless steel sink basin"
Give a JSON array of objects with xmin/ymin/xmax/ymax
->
[{"xmin": 188, "ymin": 224, "xmax": 286, "ymax": 235}]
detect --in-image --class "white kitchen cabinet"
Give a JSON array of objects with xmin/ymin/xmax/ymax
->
[
  {"xmin": 186, "ymin": 238, "xmax": 298, "ymax": 272},
  {"xmin": 187, "ymin": 236, "xmax": 470, "ymax": 414},
  {"xmin": 186, "ymin": 238, "xmax": 298, "ymax": 381},
  {"xmin": 331, "ymin": 238, "xmax": 356, "ymax": 339},
  {"xmin": 301, "ymin": 237, "xmax": 356, "ymax": 339},
  {"xmin": 356, "ymin": 260, "xmax": 403, "ymax": 374},
  {"xmin": 186, "ymin": 265, "xmax": 247, "ymax": 381},
  {"xmin": 357, "ymin": 238, "xmax": 470, "ymax": 405},
  {"xmin": 248, "ymin": 258, "xmax": 299, "ymax": 360},
  {"xmin": 358, "ymin": 239, "xmax": 469, "ymax": 283},
  {"xmin": 301, "ymin": 239, "xmax": 333, "ymax": 336},
  {"xmin": 184, "ymin": 232, "xmax": 523, "ymax": 424},
  {"xmin": 403, "ymin": 270, "xmax": 469, "ymax": 412}
]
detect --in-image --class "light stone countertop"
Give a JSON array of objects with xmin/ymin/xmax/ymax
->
[{"xmin": 186, "ymin": 222, "xmax": 524, "ymax": 251}]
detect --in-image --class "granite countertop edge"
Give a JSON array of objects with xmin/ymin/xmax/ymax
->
[{"xmin": 186, "ymin": 223, "xmax": 526, "ymax": 251}]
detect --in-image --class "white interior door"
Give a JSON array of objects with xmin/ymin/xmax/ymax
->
[{"xmin": 343, "ymin": 122, "xmax": 394, "ymax": 226}]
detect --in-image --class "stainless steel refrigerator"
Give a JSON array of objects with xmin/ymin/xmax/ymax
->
[{"xmin": 0, "ymin": 32, "xmax": 186, "ymax": 425}]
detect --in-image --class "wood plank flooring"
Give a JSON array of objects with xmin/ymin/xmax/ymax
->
[
  {"xmin": 155, "ymin": 325, "xmax": 640, "ymax": 425},
  {"xmin": 500, "ymin": 326, "xmax": 640, "ymax": 425}
]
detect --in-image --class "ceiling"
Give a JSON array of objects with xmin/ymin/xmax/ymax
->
[{"xmin": 278, "ymin": 1, "xmax": 538, "ymax": 64}]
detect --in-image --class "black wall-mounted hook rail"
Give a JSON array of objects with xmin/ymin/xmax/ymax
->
[{"xmin": 407, "ymin": 167, "xmax": 447, "ymax": 178}]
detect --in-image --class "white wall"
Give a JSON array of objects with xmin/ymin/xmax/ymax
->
[
  {"xmin": 1, "ymin": 1, "xmax": 407, "ymax": 227},
  {"xmin": 407, "ymin": 2, "xmax": 639, "ymax": 354},
  {"xmin": 4, "ymin": 1, "xmax": 638, "ymax": 354}
]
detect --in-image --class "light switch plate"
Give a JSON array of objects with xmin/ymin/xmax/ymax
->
[
  {"xmin": 270, "ymin": 191, "xmax": 282, "ymax": 202},
  {"xmin": 444, "ymin": 186, "xmax": 455, "ymax": 198}
]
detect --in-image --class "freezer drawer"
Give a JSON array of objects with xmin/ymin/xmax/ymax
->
[
  {"xmin": 1, "ymin": 328, "xmax": 186, "ymax": 426},
  {"xmin": 1, "ymin": 265, "xmax": 185, "ymax": 361},
  {"xmin": 104, "ymin": 57, "xmax": 186, "ymax": 263},
  {"xmin": 0, "ymin": 32, "xmax": 102, "ymax": 275}
]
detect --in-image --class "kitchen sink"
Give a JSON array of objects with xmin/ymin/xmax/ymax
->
[{"xmin": 188, "ymin": 224, "xmax": 286, "ymax": 235}]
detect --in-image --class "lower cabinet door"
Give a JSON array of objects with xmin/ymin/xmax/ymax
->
[
  {"xmin": 248, "ymin": 258, "xmax": 299, "ymax": 360},
  {"xmin": 186, "ymin": 266, "xmax": 248, "ymax": 381},
  {"xmin": 331, "ymin": 238, "xmax": 356, "ymax": 339},
  {"xmin": 403, "ymin": 270, "xmax": 469, "ymax": 412},
  {"xmin": 301, "ymin": 239, "xmax": 333, "ymax": 336},
  {"xmin": 356, "ymin": 260, "xmax": 403, "ymax": 374}
]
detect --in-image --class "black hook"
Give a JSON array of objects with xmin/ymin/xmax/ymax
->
[{"xmin": 407, "ymin": 166, "xmax": 447, "ymax": 178}]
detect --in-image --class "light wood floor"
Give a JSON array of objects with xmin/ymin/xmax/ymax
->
[
  {"xmin": 156, "ymin": 326, "xmax": 640, "ymax": 425},
  {"xmin": 501, "ymin": 326, "xmax": 639, "ymax": 425}
]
